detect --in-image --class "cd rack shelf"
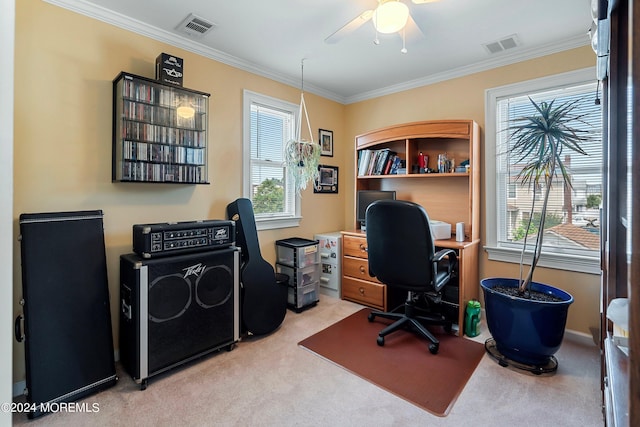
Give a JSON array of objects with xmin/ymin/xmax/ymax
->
[{"xmin": 112, "ymin": 71, "xmax": 210, "ymax": 184}]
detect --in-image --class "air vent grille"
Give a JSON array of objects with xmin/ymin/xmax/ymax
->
[
  {"xmin": 176, "ymin": 14, "xmax": 215, "ymax": 38},
  {"xmin": 482, "ymin": 35, "xmax": 520, "ymax": 54}
]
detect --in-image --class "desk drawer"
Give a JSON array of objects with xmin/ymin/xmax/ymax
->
[
  {"xmin": 343, "ymin": 235, "xmax": 369, "ymax": 259},
  {"xmin": 343, "ymin": 256, "xmax": 380, "ymax": 284},
  {"xmin": 342, "ymin": 276, "xmax": 386, "ymax": 310}
]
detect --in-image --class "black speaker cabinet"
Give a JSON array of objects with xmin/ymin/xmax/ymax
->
[
  {"xmin": 17, "ymin": 210, "xmax": 117, "ymax": 419},
  {"xmin": 119, "ymin": 247, "xmax": 240, "ymax": 389}
]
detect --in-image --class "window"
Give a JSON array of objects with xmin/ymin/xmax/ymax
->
[
  {"xmin": 243, "ymin": 90, "xmax": 301, "ymax": 230},
  {"xmin": 485, "ymin": 68, "xmax": 602, "ymax": 274}
]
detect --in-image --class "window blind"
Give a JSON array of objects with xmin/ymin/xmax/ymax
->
[
  {"xmin": 495, "ymin": 82, "xmax": 602, "ymax": 257},
  {"xmin": 249, "ymin": 103, "xmax": 296, "ymax": 218}
]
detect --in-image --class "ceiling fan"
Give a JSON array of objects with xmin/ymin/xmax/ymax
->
[{"xmin": 324, "ymin": 0, "xmax": 439, "ymax": 52}]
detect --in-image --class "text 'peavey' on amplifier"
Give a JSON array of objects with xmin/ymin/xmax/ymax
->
[{"xmin": 133, "ymin": 220, "xmax": 235, "ymax": 258}]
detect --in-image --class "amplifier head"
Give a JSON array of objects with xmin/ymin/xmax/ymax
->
[{"xmin": 133, "ymin": 220, "xmax": 235, "ymax": 258}]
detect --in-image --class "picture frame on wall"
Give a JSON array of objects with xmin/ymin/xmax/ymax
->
[
  {"xmin": 314, "ymin": 165, "xmax": 338, "ymax": 194},
  {"xmin": 319, "ymin": 129, "xmax": 333, "ymax": 157}
]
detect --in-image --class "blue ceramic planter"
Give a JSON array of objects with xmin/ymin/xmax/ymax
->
[{"xmin": 480, "ymin": 277, "xmax": 574, "ymax": 366}]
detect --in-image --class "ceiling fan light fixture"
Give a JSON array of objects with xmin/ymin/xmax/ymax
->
[{"xmin": 373, "ymin": 1, "xmax": 410, "ymax": 34}]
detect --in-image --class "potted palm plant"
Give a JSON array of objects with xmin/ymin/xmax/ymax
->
[{"xmin": 481, "ymin": 97, "xmax": 595, "ymax": 369}]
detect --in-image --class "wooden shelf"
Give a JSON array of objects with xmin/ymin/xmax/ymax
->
[{"xmin": 357, "ymin": 173, "xmax": 471, "ymax": 179}]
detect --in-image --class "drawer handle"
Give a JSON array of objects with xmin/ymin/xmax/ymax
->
[
  {"xmin": 359, "ymin": 287, "xmax": 365, "ymax": 295},
  {"xmin": 359, "ymin": 265, "xmax": 366, "ymax": 274},
  {"xmin": 359, "ymin": 243, "xmax": 367, "ymax": 252}
]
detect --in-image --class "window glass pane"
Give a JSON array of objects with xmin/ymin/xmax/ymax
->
[
  {"xmin": 245, "ymin": 95, "xmax": 297, "ymax": 220},
  {"xmin": 495, "ymin": 82, "xmax": 602, "ymax": 257}
]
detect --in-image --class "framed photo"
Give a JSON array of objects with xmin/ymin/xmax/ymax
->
[
  {"xmin": 319, "ymin": 129, "xmax": 333, "ymax": 157},
  {"xmin": 314, "ymin": 165, "xmax": 338, "ymax": 194}
]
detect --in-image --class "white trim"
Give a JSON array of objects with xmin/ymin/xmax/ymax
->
[
  {"xmin": 242, "ymin": 90, "xmax": 301, "ymax": 229},
  {"xmin": 256, "ymin": 216, "xmax": 302, "ymax": 231},
  {"xmin": 484, "ymin": 246, "xmax": 601, "ymax": 275},
  {"xmin": 13, "ymin": 380, "xmax": 25, "ymax": 399},
  {"xmin": 484, "ymin": 68, "xmax": 601, "ymax": 275},
  {"xmin": 564, "ymin": 329, "xmax": 598, "ymax": 347},
  {"xmin": 345, "ymin": 34, "xmax": 589, "ymax": 104},
  {"xmin": 1, "ymin": 0, "xmax": 13, "ymax": 417},
  {"xmin": 44, "ymin": 0, "xmax": 589, "ymax": 105},
  {"xmin": 43, "ymin": 0, "xmax": 343, "ymax": 103}
]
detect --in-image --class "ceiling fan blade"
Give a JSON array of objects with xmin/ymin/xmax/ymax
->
[
  {"xmin": 324, "ymin": 10, "xmax": 373, "ymax": 44},
  {"xmin": 405, "ymin": 14, "xmax": 426, "ymax": 42}
]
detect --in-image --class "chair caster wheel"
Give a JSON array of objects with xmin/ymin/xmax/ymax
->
[
  {"xmin": 377, "ymin": 336, "xmax": 385, "ymax": 346},
  {"xmin": 368, "ymin": 313, "xmax": 375, "ymax": 322},
  {"xmin": 429, "ymin": 343, "xmax": 439, "ymax": 354}
]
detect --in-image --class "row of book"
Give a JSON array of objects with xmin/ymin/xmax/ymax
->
[{"xmin": 357, "ymin": 149, "xmax": 403, "ymax": 176}]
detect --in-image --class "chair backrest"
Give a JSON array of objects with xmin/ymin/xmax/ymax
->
[{"xmin": 366, "ymin": 199, "xmax": 437, "ymax": 291}]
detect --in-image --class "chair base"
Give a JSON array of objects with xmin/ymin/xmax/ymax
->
[{"xmin": 368, "ymin": 293, "xmax": 452, "ymax": 355}]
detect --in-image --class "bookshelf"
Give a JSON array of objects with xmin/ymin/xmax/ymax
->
[
  {"xmin": 112, "ymin": 72, "xmax": 210, "ymax": 184},
  {"xmin": 342, "ymin": 120, "xmax": 480, "ymax": 335},
  {"xmin": 353, "ymin": 120, "xmax": 479, "ymax": 239}
]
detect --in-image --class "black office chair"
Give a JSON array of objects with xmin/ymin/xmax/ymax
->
[{"xmin": 366, "ymin": 199, "xmax": 458, "ymax": 354}]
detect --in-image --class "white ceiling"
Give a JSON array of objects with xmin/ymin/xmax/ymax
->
[{"xmin": 47, "ymin": 0, "xmax": 594, "ymax": 104}]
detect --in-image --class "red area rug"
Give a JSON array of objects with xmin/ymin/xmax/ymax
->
[{"xmin": 298, "ymin": 308, "xmax": 485, "ymax": 416}]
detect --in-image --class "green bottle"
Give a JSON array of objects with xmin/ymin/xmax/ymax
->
[{"xmin": 464, "ymin": 300, "xmax": 481, "ymax": 337}]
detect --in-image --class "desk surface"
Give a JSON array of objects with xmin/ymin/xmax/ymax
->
[{"xmin": 341, "ymin": 230, "xmax": 480, "ymax": 250}]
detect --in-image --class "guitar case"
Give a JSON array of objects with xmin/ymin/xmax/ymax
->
[{"xmin": 227, "ymin": 198, "xmax": 287, "ymax": 335}]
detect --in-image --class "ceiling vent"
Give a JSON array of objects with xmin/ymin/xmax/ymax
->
[
  {"xmin": 482, "ymin": 34, "xmax": 520, "ymax": 54},
  {"xmin": 176, "ymin": 14, "xmax": 216, "ymax": 38}
]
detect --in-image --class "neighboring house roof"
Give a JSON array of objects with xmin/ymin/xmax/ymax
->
[{"xmin": 544, "ymin": 223, "xmax": 600, "ymax": 250}]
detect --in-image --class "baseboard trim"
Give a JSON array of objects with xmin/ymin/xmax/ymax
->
[
  {"xmin": 13, "ymin": 380, "xmax": 25, "ymax": 398},
  {"xmin": 564, "ymin": 329, "xmax": 598, "ymax": 347}
]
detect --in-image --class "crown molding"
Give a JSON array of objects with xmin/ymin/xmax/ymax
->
[
  {"xmin": 43, "ymin": 0, "xmax": 346, "ymax": 103},
  {"xmin": 44, "ymin": 0, "xmax": 589, "ymax": 105},
  {"xmin": 343, "ymin": 34, "xmax": 591, "ymax": 104}
]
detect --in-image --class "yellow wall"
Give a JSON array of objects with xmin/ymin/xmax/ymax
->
[
  {"xmin": 344, "ymin": 46, "xmax": 600, "ymax": 338},
  {"xmin": 13, "ymin": 0, "xmax": 601, "ymax": 384},
  {"xmin": 12, "ymin": 0, "xmax": 347, "ymax": 382}
]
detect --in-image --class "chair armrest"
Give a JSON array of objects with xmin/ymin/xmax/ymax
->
[
  {"xmin": 433, "ymin": 248, "xmax": 458, "ymax": 278},
  {"xmin": 433, "ymin": 248, "xmax": 456, "ymax": 263}
]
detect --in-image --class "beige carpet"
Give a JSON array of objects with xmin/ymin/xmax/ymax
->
[
  {"xmin": 12, "ymin": 295, "xmax": 604, "ymax": 426},
  {"xmin": 299, "ymin": 308, "xmax": 485, "ymax": 416}
]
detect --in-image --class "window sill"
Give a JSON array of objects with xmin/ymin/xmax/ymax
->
[
  {"xmin": 256, "ymin": 216, "xmax": 301, "ymax": 231},
  {"xmin": 484, "ymin": 245, "xmax": 601, "ymax": 275}
]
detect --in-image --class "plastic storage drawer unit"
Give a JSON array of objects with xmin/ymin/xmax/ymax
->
[
  {"xmin": 276, "ymin": 238, "xmax": 320, "ymax": 268},
  {"xmin": 275, "ymin": 237, "xmax": 320, "ymax": 312}
]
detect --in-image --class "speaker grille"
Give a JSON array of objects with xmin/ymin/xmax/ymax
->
[
  {"xmin": 148, "ymin": 274, "xmax": 191, "ymax": 323},
  {"xmin": 196, "ymin": 265, "xmax": 233, "ymax": 308}
]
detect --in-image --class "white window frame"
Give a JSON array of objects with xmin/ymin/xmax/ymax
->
[
  {"xmin": 484, "ymin": 68, "xmax": 601, "ymax": 275},
  {"xmin": 242, "ymin": 90, "xmax": 301, "ymax": 230}
]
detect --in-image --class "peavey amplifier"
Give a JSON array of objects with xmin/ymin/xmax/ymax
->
[
  {"xmin": 133, "ymin": 220, "xmax": 234, "ymax": 258},
  {"xmin": 119, "ymin": 247, "xmax": 240, "ymax": 389}
]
